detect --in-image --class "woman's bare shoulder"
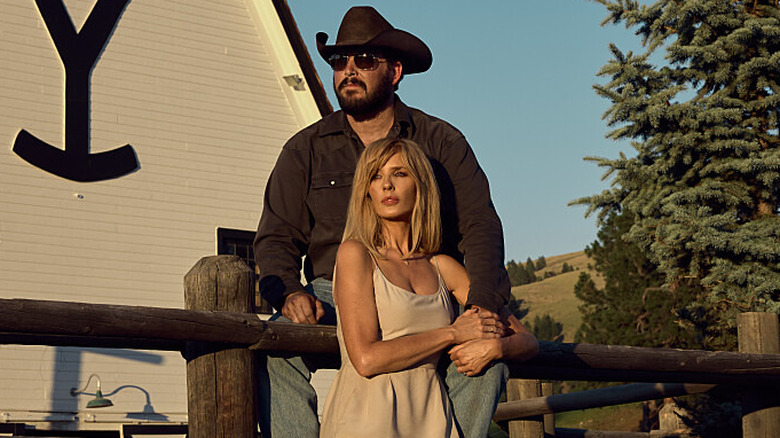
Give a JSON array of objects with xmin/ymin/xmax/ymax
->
[
  {"xmin": 334, "ymin": 241, "xmax": 375, "ymax": 305},
  {"xmin": 337, "ymin": 239, "xmax": 372, "ymax": 265},
  {"xmin": 431, "ymin": 253, "xmax": 462, "ymax": 271},
  {"xmin": 431, "ymin": 253, "xmax": 469, "ymax": 298}
]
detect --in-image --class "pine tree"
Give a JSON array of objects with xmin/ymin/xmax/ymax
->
[
  {"xmin": 506, "ymin": 260, "xmax": 530, "ymax": 286},
  {"xmin": 531, "ymin": 313, "xmax": 565, "ymax": 342},
  {"xmin": 536, "ymin": 255, "xmax": 547, "ymax": 270},
  {"xmin": 574, "ymin": 0, "xmax": 780, "ymax": 343},
  {"xmin": 525, "ymin": 257, "xmax": 536, "ymax": 271},
  {"xmin": 574, "ymin": 209, "xmax": 703, "ymax": 348},
  {"xmin": 506, "ymin": 260, "xmax": 518, "ymax": 286},
  {"xmin": 525, "ymin": 257, "xmax": 537, "ymax": 283}
]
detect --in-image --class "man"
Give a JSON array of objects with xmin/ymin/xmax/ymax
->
[{"xmin": 254, "ymin": 6, "xmax": 511, "ymax": 438}]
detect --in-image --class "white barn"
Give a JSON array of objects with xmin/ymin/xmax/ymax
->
[{"xmin": 0, "ymin": 0, "xmax": 332, "ymax": 435}]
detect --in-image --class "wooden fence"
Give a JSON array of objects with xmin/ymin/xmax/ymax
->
[{"xmin": 1, "ymin": 255, "xmax": 779, "ymax": 438}]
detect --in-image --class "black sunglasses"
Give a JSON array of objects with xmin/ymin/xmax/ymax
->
[{"xmin": 328, "ymin": 53, "xmax": 387, "ymax": 71}]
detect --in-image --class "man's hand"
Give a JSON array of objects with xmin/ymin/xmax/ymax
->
[
  {"xmin": 281, "ymin": 291, "xmax": 325, "ymax": 324},
  {"xmin": 471, "ymin": 305, "xmax": 504, "ymax": 333}
]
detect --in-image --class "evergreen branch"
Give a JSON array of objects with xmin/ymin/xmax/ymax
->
[{"xmin": 582, "ymin": 0, "xmax": 780, "ymax": 347}]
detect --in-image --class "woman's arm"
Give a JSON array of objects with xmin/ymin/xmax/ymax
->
[
  {"xmin": 435, "ymin": 253, "xmax": 538, "ymax": 375},
  {"xmin": 448, "ymin": 308, "xmax": 539, "ymax": 376},
  {"xmin": 334, "ymin": 240, "xmax": 498, "ymax": 378},
  {"xmin": 437, "ymin": 254, "xmax": 505, "ymax": 332}
]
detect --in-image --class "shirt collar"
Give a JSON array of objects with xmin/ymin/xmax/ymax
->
[{"xmin": 392, "ymin": 96, "xmax": 415, "ymax": 139}]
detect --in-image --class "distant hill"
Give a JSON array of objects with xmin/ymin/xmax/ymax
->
[
  {"xmin": 511, "ymin": 251, "xmax": 604, "ymax": 342},
  {"xmin": 509, "ymin": 253, "xmax": 647, "ymax": 430}
]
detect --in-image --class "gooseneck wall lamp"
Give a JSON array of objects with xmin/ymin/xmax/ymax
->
[{"xmin": 69, "ymin": 374, "xmax": 114, "ymax": 408}]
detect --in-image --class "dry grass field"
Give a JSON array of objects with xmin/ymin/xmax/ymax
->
[{"xmin": 510, "ymin": 251, "xmax": 604, "ymax": 342}]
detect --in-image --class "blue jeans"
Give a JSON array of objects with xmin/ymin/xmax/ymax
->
[{"xmin": 257, "ymin": 278, "xmax": 508, "ymax": 438}]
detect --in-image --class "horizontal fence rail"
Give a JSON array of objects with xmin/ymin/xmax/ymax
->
[
  {"xmin": 507, "ymin": 341, "xmax": 780, "ymax": 386},
  {"xmin": 1, "ymin": 297, "xmax": 780, "ymax": 385},
  {"xmin": 0, "ymin": 297, "xmax": 337, "ymax": 353},
  {"xmin": 494, "ymin": 382, "xmax": 714, "ymax": 422}
]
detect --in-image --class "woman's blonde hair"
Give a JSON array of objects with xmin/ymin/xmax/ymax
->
[{"xmin": 343, "ymin": 138, "xmax": 441, "ymax": 260}]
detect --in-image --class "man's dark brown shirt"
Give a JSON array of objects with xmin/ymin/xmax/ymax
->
[{"xmin": 254, "ymin": 97, "xmax": 509, "ymax": 314}]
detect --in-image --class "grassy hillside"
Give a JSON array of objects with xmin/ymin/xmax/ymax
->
[
  {"xmin": 504, "ymin": 252, "xmax": 646, "ymax": 433},
  {"xmin": 511, "ymin": 251, "xmax": 604, "ymax": 342}
]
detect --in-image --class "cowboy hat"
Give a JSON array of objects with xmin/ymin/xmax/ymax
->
[{"xmin": 316, "ymin": 6, "xmax": 432, "ymax": 74}]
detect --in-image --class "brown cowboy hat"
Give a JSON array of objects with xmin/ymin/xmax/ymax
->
[{"xmin": 316, "ymin": 6, "xmax": 432, "ymax": 74}]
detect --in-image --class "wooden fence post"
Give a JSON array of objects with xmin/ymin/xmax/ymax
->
[
  {"xmin": 738, "ymin": 312, "xmax": 780, "ymax": 438},
  {"xmin": 542, "ymin": 381, "xmax": 554, "ymax": 436},
  {"xmin": 507, "ymin": 379, "xmax": 550, "ymax": 438},
  {"xmin": 185, "ymin": 255, "xmax": 257, "ymax": 438}
]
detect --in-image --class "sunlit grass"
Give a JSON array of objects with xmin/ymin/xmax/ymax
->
[{"xmin": 511, "ymin": 251, "xmax": 602, "ymax": 342}]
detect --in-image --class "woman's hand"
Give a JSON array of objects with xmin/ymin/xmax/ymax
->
[
  {"xmin": 449, "ymin": 308, "xmax": 505, "ymax": 344},
  {"xmin": 449, "ymin": 307, "xmax": 540, "ymax": 376},
  {"xmin": 448, "ymin": 339, "xmax": 501, "ymax": 376}
]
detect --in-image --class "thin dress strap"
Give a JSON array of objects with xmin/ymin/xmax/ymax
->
[
  {"xmin": 367, "ymin": 250, "xmax": 379, "ymax": 268},
  {"xmin": 431, "ymin": 255, "xmax": 446, "ymax": 288}
]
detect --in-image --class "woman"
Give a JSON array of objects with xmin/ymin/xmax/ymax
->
[{"xmin": 320, "ymin": 139, "xmax": 538, "ymax": 438}]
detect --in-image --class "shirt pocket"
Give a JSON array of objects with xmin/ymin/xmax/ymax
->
[{"xmin": 309, "ymin": 171, "xmax": 354, "ymax": 221}]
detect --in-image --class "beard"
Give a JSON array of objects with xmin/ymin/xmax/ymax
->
[{"xmin": 335, "ymin": 68, "xmax": 395, "ymax": 118}]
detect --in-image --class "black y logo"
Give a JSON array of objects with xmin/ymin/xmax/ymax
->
[{"xmin": 13, "ymin": 0, "xmax": 139, "ymax": 182}]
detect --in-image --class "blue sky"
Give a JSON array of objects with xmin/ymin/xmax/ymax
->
[{"xmin": 288, "ymin": 1, "xmax": 646, "ymax": 261}]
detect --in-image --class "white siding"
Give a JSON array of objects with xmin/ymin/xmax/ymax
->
[{"xmin": 0, "ymin": 0, "xmax": 321, "ymax": 429}]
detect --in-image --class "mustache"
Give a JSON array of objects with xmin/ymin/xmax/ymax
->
[{"xmin": 338, "ymin": 77, "xmax": 367, "ymax": 92}]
